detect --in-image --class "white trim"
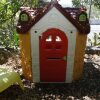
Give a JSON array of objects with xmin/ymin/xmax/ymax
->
[
  {"xmin": 65, "ymin": 33, "xmax": 76, "ymax": 83},
  {"xmin": 30, "ymin": 31, "xmax": 40, "ymax": 82}
]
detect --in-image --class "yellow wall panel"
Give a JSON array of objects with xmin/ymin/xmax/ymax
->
[
  {"xmin": 19, "ymin": 33, "xmax": 32, "ymax": 81},
  {"xmin": 73, "ymin": 33, "xmax": 87, "ymax": 80}
]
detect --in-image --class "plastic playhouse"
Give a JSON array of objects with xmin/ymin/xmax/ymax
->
[{"xmin": 16, "ymin": 1, "xmax": 90, "ymax": 83}]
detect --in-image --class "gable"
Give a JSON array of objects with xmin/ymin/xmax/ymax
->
[{"xmin": 31, "ymin": 7, "xmax": 77, "ymax": 34}]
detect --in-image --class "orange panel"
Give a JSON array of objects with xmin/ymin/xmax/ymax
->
[
  {"xmin": 19, "ymin": 32, "xmax": 32, "ymax": 81},
  {"xmin": 73, "ymin": 33, "xmax": 87, "ymax": 80}
]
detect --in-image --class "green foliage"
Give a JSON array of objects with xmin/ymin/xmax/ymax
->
[
  {"xmin": 87, "ymin": 32, "xmax": 100, "ymax": 46},
  {"xmin": 72, "ymin": 0, "xmax": 100, "ymax": 20},
  {"xmin": 0, "ymin": 0, "xmax": 38, "ymax": 50},
  {"xmin": 94, "ymin": 32, "xmax": 100, "ymax": 46},
  {"xmin": 72, "ymin": 0, "xmax": 81, "ymax": 7},
  {"xmin": 93, "ymin": 0, "xmax": 100, "ymax": 9},
  {"xmin": 72, "ymin": 0, "xmax": 100, "ymax": 9}
]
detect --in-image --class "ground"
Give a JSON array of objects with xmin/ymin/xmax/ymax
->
[{"xmin": 0, "ymin": 49, "xmax": 100, "ymax": 100}]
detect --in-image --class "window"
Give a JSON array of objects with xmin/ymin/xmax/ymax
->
[
  {"xmin": 20, "ymin": 13, "xmax": 28, "ymax": 22},
  {"xmin": 56, "ymin": 36, "xmax": 62, "ymax": 41},
  {"xmin": 79, "ymin": 13, "xmax": 87, "ymax": 22},
  {"xmin": 46, "ymin": 35, "xmax": 52, "ymax": 41}
]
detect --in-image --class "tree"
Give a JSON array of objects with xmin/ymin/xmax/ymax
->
[
  {"xmin": 0, "ymin": 0, "xmax": 38, "ymax": 49},
  {"xmin": 72, "ymin": 0, "xmax": 81, "ymax": 7},
  {"xmin": 72, "ymin": 0, "xmax": 100, "ymax": 9},
  {"xmin": 93, "ymin": 0, "xmax": 100, "ymax": 9},
  {"xmin": 72, "ymin": 0, "xmax": 100, "ymax": 19}
]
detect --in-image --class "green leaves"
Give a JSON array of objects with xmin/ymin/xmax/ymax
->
[
  {"xmin": 0, "ymin": 0, "xmax": 38, "ymax": 49},
  {"xmin": 72, "ymin": 0, "xmax": 100, "ymax": 9},
  {"xmin": 72, "ymin": 0, "xmax": 81, "ymax": 7}
]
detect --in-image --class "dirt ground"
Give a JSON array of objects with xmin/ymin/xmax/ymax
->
[{"xmin": 0, "ymin": 49, "xmax": 100, "ymax": 100}]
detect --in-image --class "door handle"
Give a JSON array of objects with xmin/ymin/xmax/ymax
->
[{"xmin": 63, "ymin": 56, "xmax": 67, "ymax": 61}]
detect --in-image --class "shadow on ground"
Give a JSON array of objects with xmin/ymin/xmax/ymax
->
[{"xmin": 0, "ymin": 62, "xmax": 100, "ymax": 100}]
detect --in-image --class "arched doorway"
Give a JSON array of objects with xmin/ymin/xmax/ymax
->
[{"xmin": 39, "ymin": 28, "xmax": 68, "ymax": 82}]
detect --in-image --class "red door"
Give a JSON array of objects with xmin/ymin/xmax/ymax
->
[{"xmin": 39, "ymin": 28, "xmax": 68, "ymax": 82}]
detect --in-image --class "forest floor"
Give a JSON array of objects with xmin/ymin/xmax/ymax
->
[{"xmin": 0, "ymin": 49, "xmax": 100, "ymax": 100}]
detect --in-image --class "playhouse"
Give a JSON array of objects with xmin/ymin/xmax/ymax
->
[{"xmin": 16, "ymin": 1, "xmax": 90, "ymax": 83}]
